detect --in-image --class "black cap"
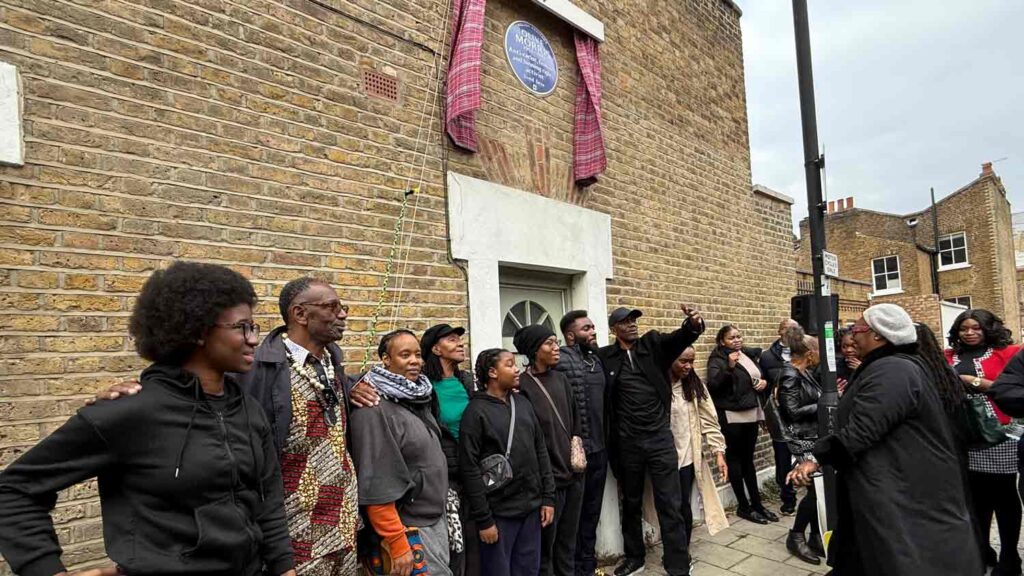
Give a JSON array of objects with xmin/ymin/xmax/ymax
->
[
  {"xmin": 608, "ymin": 307, "xmax": 643, "ymax": 326},
  {"xmin": 421, "ymin": 323, "xmax": 466, "ymax": 357}
]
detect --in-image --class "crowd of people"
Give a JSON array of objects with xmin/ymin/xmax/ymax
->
[{"xmin": 1, "ymin": 260, "xmax": 1023, "ymax": 576}]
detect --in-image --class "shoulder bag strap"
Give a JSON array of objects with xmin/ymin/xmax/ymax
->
[
  {"xmin": 526, "ymin": 371, "xmax": 570, "ymax": 438},
  {"xmin": 505, "ymin": 394, "xmax": 516, "ymax": 458}
]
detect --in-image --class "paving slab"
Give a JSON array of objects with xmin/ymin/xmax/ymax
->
[
  {"xmin": 727, "ymin": 534, "xmax": 794, "ymax": 563},
  {"xmin": 691, "ymin": 562, "xmax": 740, "ymax": 576},
  {"xmin": 729, "ymin": 555, "xmax": 816, "ymax": 576},
  {"xmin": 689, "ymin": 540, "xmax": 750, "ymax": 570}
]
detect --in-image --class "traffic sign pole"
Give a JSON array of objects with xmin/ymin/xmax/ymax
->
[{"xmin": 792, "ymin": 0, "xmax": 839, "ymax": 532}]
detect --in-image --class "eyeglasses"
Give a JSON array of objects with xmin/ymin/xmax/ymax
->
[
  {"xmin": 850, "ymin": 324, "xmax": 872, "ymax": 334},
  {"xmin": 215, "ymin": 321, "xmax": 261, "ymax": 340},
  {"xmin": 298, "ymin": 300, "xmax": 349, "ymax": 315}
]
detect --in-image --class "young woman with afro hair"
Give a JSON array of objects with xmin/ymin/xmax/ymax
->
[{"xmin": 0, "ymin": 261, "xmax": 297, "ymax": 576}]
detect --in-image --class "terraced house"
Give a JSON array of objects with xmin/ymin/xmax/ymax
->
[
  {"xmin": 0, "ymin": 0, "xmax": 795, "ymax": 569},
  {"xmin": 796, "ymin": 162, "xmax": 1019, "ymax": 338}
]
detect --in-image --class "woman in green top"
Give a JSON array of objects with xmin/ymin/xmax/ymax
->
[{"xmin": 422, "ymin": 323, "xmax": 478, "ymax": 576}]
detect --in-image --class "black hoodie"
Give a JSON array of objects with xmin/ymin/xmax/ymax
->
[
  {"xmin": 0, "ymin": 364, "xmax": 294, "ymax": 576},
  {"xmin": 459, "ymin": 391, "xmax": 556, "ymax": 529}
]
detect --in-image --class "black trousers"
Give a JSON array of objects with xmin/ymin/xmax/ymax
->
[
  {"xmin": 721, "ymin": 421, "xmax": 762, "ymax": 511},
  {"xmin": 792, "ymin": 482, "xmax": 818, "ymax": 535},
  {"xmin": 969, "ymin": 470, "xmax": 1022, "ymax": 572},
  {"xmin": 575, "ymin": 450, "xmax": 608, "ymax": 576},
  {"xmin": 480, "ymin": 513, "xmax": 543, "ymax": 576},
  {"xmin": 773, "ymin": 440, "xmax": 797, "ymax": 509},
  {"xmin": 678, "ymin": 464, "xmax": 696, "ymax": 547},
  {"xmin": 619, "ymin": 429, "xmax": 691, "ymax": 576},
  {"xmin": 541, "ymin": 475, "xmax": 584, "ymax": 576}
]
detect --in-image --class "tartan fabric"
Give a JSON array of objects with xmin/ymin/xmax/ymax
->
[
  {"xmin": 445, "ymin": 0, "xmax": 486, "ymax": 152},
  {"xmin": 572, "ymin": 32, "xmax": 606, "ymax": 186}
]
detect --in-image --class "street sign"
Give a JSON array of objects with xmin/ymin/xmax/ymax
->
[
  {"xmin": 821, "ymin": 276, "xmax": 831, "ymax": 296},
  {"xmin": 824, "ymin": 321, "xmax": 837, "ymax": 372},
  {"xmin": 823, "ymin": 250, "xmax": 839, "ymax": 278}
]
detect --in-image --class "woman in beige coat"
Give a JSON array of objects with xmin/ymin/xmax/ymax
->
[{"xmin": 670, "ymin": 346, "xmax": 729, "ymax": 543}]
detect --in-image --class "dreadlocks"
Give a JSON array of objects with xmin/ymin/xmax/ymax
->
[{"xmin": 915, "ymin": 323, "xmax": 965, "ymax": 416}]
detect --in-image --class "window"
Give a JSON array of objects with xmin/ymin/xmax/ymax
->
[
  {"xmin": 938, "ymin": 232, "xmax": 969, "ymax": 269},
  {"xmin": 871, "ymin": 256, "xmax": 902, "ymax": 294},
  {"xmin": 945, "ymin": 296, "xmax": 972, "ymax": 308}
]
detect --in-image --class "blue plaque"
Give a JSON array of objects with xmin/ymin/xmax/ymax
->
[{"xmin": 504, "ymin": 21, "xmax": 558, "ymax": 96}]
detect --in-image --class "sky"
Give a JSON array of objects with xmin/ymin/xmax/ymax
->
[{"xmin": 740, "ymin": 1, "xmax": 1024, "ymax": 235}]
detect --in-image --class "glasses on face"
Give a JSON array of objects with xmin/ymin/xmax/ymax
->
[
  {"xmin": 215, "ymin": 320, "xmax": 261, "ymax": 340},
  {"xmin": 850, "ymin": 324, "xmax": 871, "ymax": 335},
  {"xmin": 298, "ymin": 300, "xmax": 349, "ymax": 315}
]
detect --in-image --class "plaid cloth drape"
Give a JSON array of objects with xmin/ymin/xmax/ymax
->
[
  {"xmin": 573, "ymin": 31, "xmax": 606, "ymax": 186},
  {"xmin": 445, "ymin": 0, "xmax": 486, "ymax": 152}
]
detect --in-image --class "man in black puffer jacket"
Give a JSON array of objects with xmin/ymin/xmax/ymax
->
[{"xmin": 556, "ymin": 310, "xmax": 606, "ymax": 576}]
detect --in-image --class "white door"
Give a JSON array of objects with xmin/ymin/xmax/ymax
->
[{"xmin": 499, "ymin": 272, "xmax": 570, "ymax": 352}]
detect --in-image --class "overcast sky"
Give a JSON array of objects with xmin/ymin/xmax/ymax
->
[{"xmin": 741, "ymin": 1, "xmax": 1024, "ymax": 234}]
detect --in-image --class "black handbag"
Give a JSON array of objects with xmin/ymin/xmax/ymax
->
[
  {"xmin": 480, "ymin": 394, "xmax": 516, "ymax": 492},
  {"xmin": 962, "ymin": 393, "xmax": 1008, "ymax": 450},
  {"xmin": 762, "ymin": 387, "xmax": 789, "ymax": 443}
]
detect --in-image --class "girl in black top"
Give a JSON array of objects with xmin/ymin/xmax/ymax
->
[{"xmin": 460, "ymin": 349, "xmax": 556, "ymax": 576}]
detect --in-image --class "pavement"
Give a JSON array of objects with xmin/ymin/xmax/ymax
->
[{"xmin": 598, "ymin": 504, "xmax": 1024, "ymax": 576}]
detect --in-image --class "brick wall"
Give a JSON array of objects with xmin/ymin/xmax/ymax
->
[
  {"xmin": 0, "ymin": 0, "xmax": 791, "ymax": 570},
  {"xmin": 873, "ymin": 292, "xmax": 943, "ymax": 335}
]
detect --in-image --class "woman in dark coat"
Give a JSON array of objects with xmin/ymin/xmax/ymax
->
[
  {"xmin": 706, "ymin": 325, "xmax": 777, "ymax": 525},
  {"xmin": 777, "ymin": 328, "xmax": 824, "ymax": 565},
  {"xmin": 422, "ymin": 323, "xmax": 478, "ymax": 576},
  {"xmin": 789, "ymin": 304, "xmax": 981, "ymax": 576}
]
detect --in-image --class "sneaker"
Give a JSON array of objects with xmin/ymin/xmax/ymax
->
[
  {"xmin": 613, "ymin": 558, "xmax": 645, "ymax": 576},
  {"xmin": 780, "ymin": 503, "xmax": 796, "ymax": 516},
  {"xmin": 736, "ymin": 507, "xmax": 770, "ymax": 525}
]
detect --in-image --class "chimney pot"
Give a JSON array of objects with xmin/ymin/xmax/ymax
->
[
  {"xmin": 828, "ymin": 200, "xmax": 836, "ymax": 213},
  {"xmin": 837, "ymin": 198, "xmax": 845, "ymax": 211},
  {"xmin": 982, "ymin": 162, "xmax": 994, "ymax": 176},
  {"xmin": 847, "ymin": 196, "xmax": 854, "ymax": 208}
]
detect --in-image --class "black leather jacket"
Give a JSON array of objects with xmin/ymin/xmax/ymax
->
[{"xmin": 778, "ymin": 364, "xmax": 821, "ymax": 440}]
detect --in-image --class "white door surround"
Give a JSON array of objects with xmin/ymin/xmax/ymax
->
[{"xmin": 446, "ymin": 172, "xmax": 613, "ymax": 353}]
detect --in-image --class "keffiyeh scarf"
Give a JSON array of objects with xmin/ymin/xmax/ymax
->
[{"xmin": 364, "ymin": 365, "xmax": 433, "ymax": 401}]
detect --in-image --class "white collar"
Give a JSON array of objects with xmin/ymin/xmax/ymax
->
[{"xmin": 283, "ymin": 337, "xmax": 327, "ymax": 368}]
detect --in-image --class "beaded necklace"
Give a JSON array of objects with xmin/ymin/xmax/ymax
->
[{"xmin": 282, "ymin": 333, "xmax": 335, "ymax": 392}]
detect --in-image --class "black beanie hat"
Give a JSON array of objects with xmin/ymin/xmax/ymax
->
[{"xmin": 513, "ymin": 324, "xmax": 556, "ymax": 360}]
